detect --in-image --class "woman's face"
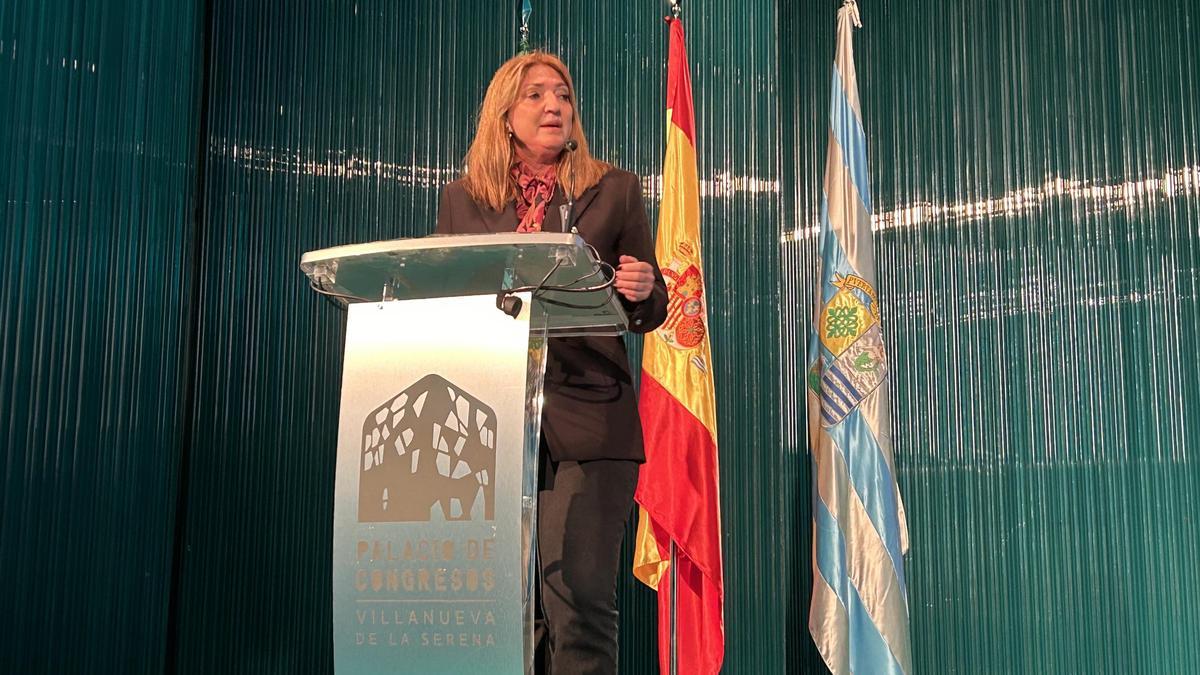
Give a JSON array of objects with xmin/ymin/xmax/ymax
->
[{"xmin": 507, "ymin": 64, "xmax": 574, "ymax": 165}]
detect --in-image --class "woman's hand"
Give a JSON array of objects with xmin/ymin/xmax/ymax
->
[{"xmin": 614, "ymin": 255, "xmax": 655, "ymax": 303}]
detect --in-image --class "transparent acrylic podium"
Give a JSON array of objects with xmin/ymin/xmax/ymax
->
[{"xmin": 300, "ymin": 233, "xmax": 627, "ymax": 675}]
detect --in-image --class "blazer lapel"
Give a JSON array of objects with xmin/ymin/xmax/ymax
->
[
  {"xmin": 543, "ymin": 185, "xmax": 568, "ymax": 233},
  {"xmin": 554, "ymin": 182, "xmax": 601, "ymax": 233},
  {"xmin": 479, "ymin": 202, "xmax": 518, "ymax": 233}
]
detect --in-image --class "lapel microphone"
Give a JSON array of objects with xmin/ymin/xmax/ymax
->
[{"xmin": 561, "ymin": 139, "xmax": 579, "ymax": 234}]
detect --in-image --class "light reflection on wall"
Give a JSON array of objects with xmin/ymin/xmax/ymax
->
[
  {"xmin": 221, "ymin": 140, "xmax": 781, "ymax": 197},
  {"xmin": 225, "ymin": 142, "xmax": 460, "ymax": 188},
  {"xmin": 783, "ymin": 164, "xmax": 1200, "ymax": 242},
  {"xmin": 640, "ymin": 172, "xmax": 781, "ymax": 198}
]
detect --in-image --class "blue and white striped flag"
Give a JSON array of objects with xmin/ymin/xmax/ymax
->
[
  {"xmin": 808, "ymin": 2, "xmax": 912, "ymax": 674},
  {"xmin": 518, "ymin": 0, "xmax": 533, "ymax": 52}
]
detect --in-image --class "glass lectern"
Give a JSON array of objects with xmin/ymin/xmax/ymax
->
[{"xmin": 300, "ymin": 232, "xmax": 627, "ymax": 675}]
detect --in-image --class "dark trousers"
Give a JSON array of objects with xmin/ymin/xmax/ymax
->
[{"xmin": 535, "ymin": 448, "xmax": 639, "ymax": 675}]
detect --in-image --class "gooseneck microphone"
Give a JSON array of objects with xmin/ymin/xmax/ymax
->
[{"xmin": 562, "ymin": 139, "xmax": 579, "ymax": 233}]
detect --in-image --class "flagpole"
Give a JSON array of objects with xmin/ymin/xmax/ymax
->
[
  {"xmin": 667, "ymin": 4, "xmax": 683, "ymax": 675},
  {"xmin": 670, "ymin": 539, "xmax": 678, "ymax": 675}
]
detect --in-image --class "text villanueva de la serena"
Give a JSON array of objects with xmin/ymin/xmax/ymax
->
[{"xmin": 354, "ymin": 537, "xmax": 500, "ymax": 649}]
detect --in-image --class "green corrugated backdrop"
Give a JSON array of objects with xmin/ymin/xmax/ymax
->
[
  {"xmin": 169, "ymin": 1, "xmax": 517, "ymax": 671},
  {"xmin": 782, "ymin": 0, "xmax": 1200, "ymax": 673},
  {"xmin": 5, "ymin": 0, "xmax": 1200, "ymax": 673},
  {"xmin": 0, "ymin": 0, "xmax": 203, "ymax": 672}
]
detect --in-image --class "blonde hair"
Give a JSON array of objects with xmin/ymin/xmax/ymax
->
[{"xmin": 463, "ymin": 51, "xmax": 611, "ymax": 212}]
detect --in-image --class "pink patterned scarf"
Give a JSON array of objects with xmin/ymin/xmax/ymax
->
[{"xmin": 512, "ymin": 162, "xmax": 558, "ymax": 233}]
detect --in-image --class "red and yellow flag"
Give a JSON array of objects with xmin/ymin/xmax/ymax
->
[{"xmin": 633, "ymin": 17, "xmax": 724, "ymax": 675}]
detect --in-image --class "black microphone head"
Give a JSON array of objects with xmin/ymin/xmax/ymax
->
[{"xmin": 564, "ymin": 139, "xmax": 578, "ymax": 152}]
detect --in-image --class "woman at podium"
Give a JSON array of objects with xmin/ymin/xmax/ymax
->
[{"xmin": 436, "ymin": 51, "xmax": 668, "ymax": 675}]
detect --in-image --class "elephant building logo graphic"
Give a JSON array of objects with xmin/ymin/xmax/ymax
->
[{"xmin": 358, "ymin": 374, "xmax": 497, "ymax": 522}]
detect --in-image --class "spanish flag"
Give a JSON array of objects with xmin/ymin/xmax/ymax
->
[{"xmin": 633, "ymin": 17, "xmax": 724, "ymax": 675}]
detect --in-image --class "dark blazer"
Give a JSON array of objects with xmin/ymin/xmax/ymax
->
[{"xmin": 435, "ymin": 168, "xmax": 669, "ymax": 462}]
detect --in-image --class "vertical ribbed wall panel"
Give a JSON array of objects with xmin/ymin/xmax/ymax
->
[
  {"xmin": 171, "ymin": 2, "xmax": 518, "ymax": 672},
  {"xmin": 0, "ymin": 0, "xmax": 202, "ymax": 673},
  {"xmin": 680, "ymin": 3, "xmax": 791, "ymax": 673},
  {"xmin": 782, "ymin": 1, "xmax": 1200, "ymax": 673}
]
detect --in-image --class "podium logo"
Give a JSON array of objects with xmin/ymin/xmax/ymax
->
[{"xmin": 358, "ymin": 374, "xmax": 496, "ymax": 522}]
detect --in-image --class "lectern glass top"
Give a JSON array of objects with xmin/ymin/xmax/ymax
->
[{"xmin": 300, "ymin": 233, "xmax": 628, "ymax": 336}]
